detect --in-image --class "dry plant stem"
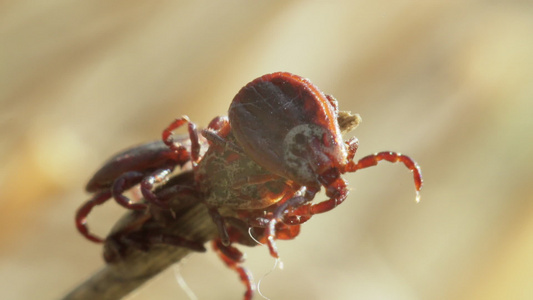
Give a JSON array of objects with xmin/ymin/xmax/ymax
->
[{"xmin": 62, "ymin": 203, "xmax": 218, "ymax": 300}]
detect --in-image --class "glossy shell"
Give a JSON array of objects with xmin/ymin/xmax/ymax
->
[
  {"xmin": 229, "ymin": 72, "xmax": 347, "ymax": 186},
  {"xmin": 85, "ymin": 140, "xmax": 188, "ymax": 192}
]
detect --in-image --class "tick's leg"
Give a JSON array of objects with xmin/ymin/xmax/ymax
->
[
  {"xmin": 112, "ymin": 171, "xmax": 148, "ymax": 210},
  {"xmin": 292, "ymin": 172, "xmax": 350, "ymax": 220},
  {"xmin": 207, "ymin": 207, "xmax": 230, "ymax": 246},
  {"xmin": 345, "ymin": 137, "xmax": 359, "ymax": 161},
  {"xmin": 140, "ymin": 168, "xmax": 174, "ymax": 208},
  {"xmin": 266, "ymin": 195, "xmax": 307, "ymax": 258},
  {"xmin": 75, "ymin": 190, "xmax": 112, "ymax": 243},
  {"xmin": 223, "ymin": 217, "xmax": 264, "ymax": 247},
  {"xmin": 265, "ymin": 188, "xmax": 317, "ymax": 258},
  {"xmin": 207, "ymin": 116, "xmax": 231, "ymax": 134},
  {"xmin": 152, "ymin": 183, "xmax": 198, "ymax": 209},
  {"xmin": 212, "ymin": 239, "xmax": 254, "ymax": 300},
  {"xmin": 223, "ymin": 217, "xmax": 300, "ymax": 248},
  {"xmin": 256, "ymin": 220, "xmax": 301, "ymax": 243},
  {"xmin": 289, "ymin": 151, "xmax": 423, "ymax": 223},
  {"xmin": 202, "ymin": 116, "xmax": 245, "ymax": 155},
  {"xmin": 275, "ymin": 222, "xmax": 301, "ymax": 241},
  {"xmin": 281, "ymin": 212, "xmax": 312, "ymax": 226},
  {"xmin": 345, "ymin": 151, "xmax": 423, "ymax": 199},
  {"xmin": 214, "ymin": 237, "xmax": 245, "ymax": 262},
  {"xmin": 102, "ymin": 211, "xmax": 152, "ymax": 262},
  {"xmin": 162, "ymin": 116, "xmax": 201, "ymax": 165}
]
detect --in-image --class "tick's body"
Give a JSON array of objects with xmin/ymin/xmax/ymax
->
[
  {"xmin": 76, "ymin": 72, "xmax": 423, "ymax": 300},
  {"xmin": 230, "ymin": 73, "xmax": 347, "ymax": 187},
  {"xmin": 197, "ymin": 128, "xmax": 294, "ymax": 210}
]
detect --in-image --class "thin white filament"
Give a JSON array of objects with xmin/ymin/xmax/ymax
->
[
  {"xmin": 248, "ymin": 227, "xmax": 264, "ymax": 245},
  {"xmin": 257, "ymin": 258, "xmax": 283, "ymax": 300},
  {"xmin": 173, "ymin": 262, "xmax": 198, "ymax": 300},
  {"xmin": 247, "ymin": 227, "xmax": 285, "ymax": 300}
]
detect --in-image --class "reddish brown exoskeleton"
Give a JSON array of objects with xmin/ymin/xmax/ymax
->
[
  {"xmin": 76, "ymin": 72, "xmax": 423, "ymax": 300},
  {"xmin": 227, "ymin": 73, "xmax": 422, "ymax": 257},
  {"xmin": 76, "ymin": 140, "xmax": 190, "ymax": 243}
]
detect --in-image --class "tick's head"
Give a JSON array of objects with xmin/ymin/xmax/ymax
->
[{"xmin": 282, "ymin": 123, "xmax": 347, "ymax": 186}]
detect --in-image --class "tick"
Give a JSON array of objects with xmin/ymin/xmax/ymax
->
[
  {"xmin": 226, "ymin": 73, "xmax": 422, "ymax": 257},
  {"xmin": 76, "ymin": 72, "xmax": 423, "ymax": 300}
]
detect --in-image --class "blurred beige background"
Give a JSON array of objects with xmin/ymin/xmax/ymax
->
[{"xmin": 1, "ymin": 1, "xmax": 532, "ymax": 299}]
